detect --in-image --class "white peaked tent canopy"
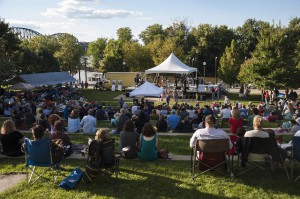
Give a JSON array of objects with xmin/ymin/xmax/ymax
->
[
  {"xmin": 145, "ymin": 53, "xmax": 197, "ymax": 74},
  {"xmin": 129, "ymin": 81, "xmax": 163, "ymax": 97}
]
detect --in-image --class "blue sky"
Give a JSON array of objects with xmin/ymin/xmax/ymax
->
[{"xmin": 1, "ymin": 0, "xmax": 299, "ymax": 42}]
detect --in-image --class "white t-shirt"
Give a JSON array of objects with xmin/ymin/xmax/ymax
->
[
  {"xmin": 189, "ymin": 127, "xmax": 232, "ymax": 148},
  {"xmin": 220, "ymin": 108, "xmax": 231, "ymax": 119}
]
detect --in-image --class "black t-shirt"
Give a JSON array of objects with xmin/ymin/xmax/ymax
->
[{"xmin": 0, "ymin": 131, "xmax": 24, "ymax": 155}]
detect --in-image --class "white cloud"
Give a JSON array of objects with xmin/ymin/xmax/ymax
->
[
  {"xmin": 7, "ymin": 19, "xmax": 42, "ymax": 29},
  {"xmin": 7, "ymin": 19, "xmax": 74, "ymax": 31},
  {"xmin": 41, "ymin": 0, "xmax": 143, "ymax": 19}
]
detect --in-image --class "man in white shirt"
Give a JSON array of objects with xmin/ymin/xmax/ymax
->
[
  {"xmin": 190, "ymin": 115, "xmax": 232, "ymax": 148},
  {"xmin": 220, "ymin": 105, "xmax": 231, "ymax": 119},
  {"xmin": 80, "ymin": 109, "xmax": 97, "ymax": 134}
]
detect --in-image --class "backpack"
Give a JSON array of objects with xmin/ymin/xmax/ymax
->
[{"xmin": 87, "ymin": 140, "xmax": 102, "ymax": 168}]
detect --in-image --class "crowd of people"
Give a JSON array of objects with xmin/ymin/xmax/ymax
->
[{"xmin": 0, "ymin": 83, "xmax": 300, "ymax": 168}]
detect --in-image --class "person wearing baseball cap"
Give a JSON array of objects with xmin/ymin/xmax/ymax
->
[{"xmin": 190, "ymin": 115, "xmax": 232, "ymax": 148}]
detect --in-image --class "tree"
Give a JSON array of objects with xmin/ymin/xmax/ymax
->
[
  {"xmin": 103, "ymin": 39, "xmax": 124, "ymax": 72},
  {"xmin": 122, "ymin": 41, "xmax": 154, "ymax": 72},
  {"xmin": 219, "ymin": 40, "xmax": 243, "ymax": 85},
  {"xmin": 54, "ymin": 33, "xmax": 84, "ymax": 75},
  {"xmin": 235, "ymin": 19, "xmax": 269, "ymax": 59},
  {"xmin": 190, "ymin": 24, "xmax": 234, "ymax": 76},
  {"xmin": 117, "ymin": 27, "xmax": 133, "ymax": 43},
  {"xmin": 87, "ymin": 37, "xmax": 107, "ymax": 69},
  {"xmin": 239, "ymin": 21, "xmax": 299, "ymax": 89},
  {"xmin": 139, "ymin": 24, "xmax": 165, "ymax": 45},
  {"xmin": 0, "ymin": 19, "xmax": 21, "ymax": 85},
  {"xmin": 20, "ymin": 35, "xmax": 60, "ymax": 73},
  {"xmin": 146, "ymin": 37, "xmax": 184, "ymax": 66}
]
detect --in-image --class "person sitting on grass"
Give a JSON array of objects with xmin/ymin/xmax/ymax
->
[
  {"xmin": 50, "ymin": 120, "xmax": 73, "ymax": 157},
  {"xmin": 0, "ymin": 120, "xmax": 24, "ymax": 157},
  {"xmin": 138, "ymin": 122, "xmax": 158, "ymax": 161},
  {"xmin": 119, "ymin": 120, "xmax": 139, "ymax": 159},
  {"xmin": 167, "ymin": 110, "xmax": 180, "ymax": 131},
  {"xmin": 156, "ymin": 114, "xmax": 168, "ymax": 132}
]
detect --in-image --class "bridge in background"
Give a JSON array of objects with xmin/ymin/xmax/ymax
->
[{"xmin": 10, "ymin": 27, "xmax": 89, "ymax": 51}]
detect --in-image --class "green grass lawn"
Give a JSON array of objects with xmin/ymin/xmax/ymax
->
[{"xmin": 0, "ymin": 158, "xmax": 299, "ymax": 199}]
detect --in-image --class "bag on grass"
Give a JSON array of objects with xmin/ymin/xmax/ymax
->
[
  {"xmin": 59, "ymin": 168, "xmax": 83, "ymax": 190},
  {"xmin": 158, "ymin": 149, "xmax": 169, "ymax": 159}
]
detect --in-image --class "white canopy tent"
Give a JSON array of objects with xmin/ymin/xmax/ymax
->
[
  {"xmin": 145, "ymin": 53, "xmax": 198, "ymax": 75},
  {"xmin": 129, "ymin": 81, "xmax": 163, "ymax": 97}
]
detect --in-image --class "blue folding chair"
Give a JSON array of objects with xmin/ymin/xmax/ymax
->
[{"xmin": 24, "ymin": 138, "xmax": 62, "ymax": 185}]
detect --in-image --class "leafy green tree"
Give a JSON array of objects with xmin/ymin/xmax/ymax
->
[
  {"xmin": 190, "ymin": 24, "xmax": 234, "ymax": 76},
  {"xmin": 139, "ymin": 24, "xmax": 165, "ymax": 45},
  {"xmin": 146, "ymin": 37, "xmax": 184, "ymax": 66},
  {"xmin": 219, "ymin": 40, "xmax": 243, "ymax": 85},
  {"xmin": 117, "ymin": 27, "xmax": 133, "ymax": 43},
  {"xmin": 0, "ymin": 19, "xmax": 21, "ymax": 85},
  {"xmin": 122, "ymin": 41, "xmax": 153, "ymax": 71},
  {"xmin": 87, "ymin": 37, "xmax": 107, "ymax": 69},
  {"xmin": 239, "ymin": 21, "xmax": 299, "ymax": 89},
  {"xmin": 235, "ymin": 19, "xmax": 269, "ymax": 59},
  {"xmin": 20, "ymin": 35, "xmax": 60, "ymax": 73},
  {"xmin": 54, "ymin": 33, "xmax": 84, "ymax": 75},
  {"xmin": 103, "ymin": 39, "xmax": 124, "ymax": 72}
]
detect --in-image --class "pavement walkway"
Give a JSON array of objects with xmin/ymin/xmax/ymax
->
[{"xmin": 0, "ymin": 174, "xmax": 26, "ymax": 193}]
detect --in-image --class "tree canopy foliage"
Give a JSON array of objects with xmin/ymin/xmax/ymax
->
[{"xmin": 1, "ymin": 17, "xmax": 300, "ymax": 88}]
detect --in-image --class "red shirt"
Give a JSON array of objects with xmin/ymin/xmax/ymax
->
[{"xmin": 228, "ymin": 117, "xmax": 244, "ymax": 134}]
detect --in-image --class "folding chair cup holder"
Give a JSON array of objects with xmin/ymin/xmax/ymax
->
[{"xmin": 191, "ymin": 139, "xmax": 231, "ymax": 180}]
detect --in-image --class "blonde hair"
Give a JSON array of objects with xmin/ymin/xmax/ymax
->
[
  {"xmin": 232, "ymin": 107, "xmax": 242, "ymax": 119},
  {"xmin": 1, "ymin": 120, "xmax": 16, "ymax": 135},
  {"xmin": 253, "ymin": 115, "xmax": 263, "ymax": 129},
  {"xmin": 95, "ymin": 129, "xmax": 110, "ymax": 141}
]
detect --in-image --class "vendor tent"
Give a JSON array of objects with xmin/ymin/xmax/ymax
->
[
  {"xmin": 129, "ymin": 81, "xmax": 163, "ymax": 97},
  {"xmin": 8, "ymin": 82, "xmax": 35, "ymax": 91},
  {"xmin": 13, "ymin": 72, "xmax": 76, "ymax": 87},
  {"xmin": 145, "ymin": 53, "xmax": 197, "ymax": 74}
]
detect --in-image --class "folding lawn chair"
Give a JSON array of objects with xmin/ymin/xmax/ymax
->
[
  {"xmin": 191, "ymin": 139, "xmax": 230, "ymax": 180},
  {"xmin": 291, "ymin": 136, "xmax": 300, "ymax": 182},
  {"xmin": 82, "ymin": 139, "xmax": 121, "ymax": 184},
  {"xmin": 234, "ymin": 137, "xmax": 274, "ymax": 177},
  {"xmin": 24, "ymin": 138, "xmax": 62, "ymax": 185}
]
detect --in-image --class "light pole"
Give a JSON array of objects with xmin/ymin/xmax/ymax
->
[
  {"xmin": 203, "ymin": 62, "xmax": 206, "ymax": 78},
  {"xmin": 122, "ymin": 61, "xmax": 126, "ymax": 72},
  {"xmin": 192, "ymin": 58, "xmax": 196, "ymax": 67},
  {"xmin": 215, "ymin": 57, "xmax": 217, "ymax": 84},
  {"xmin": 245, "ymin": 56, "xmax": 247, "ymax": 62}
]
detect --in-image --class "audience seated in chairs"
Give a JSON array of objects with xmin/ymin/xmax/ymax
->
[
  {"xmin": 82, "ymin": 129, "xmax": 119, "ymax": 184},
  {"xmin": 235, "ymin": 116, "xmax": 289, "ymax": 178},
  {"xmin": 190, "ymin": 115, "xmax": 232, "ymax": 178},
  {"xmin": 0, "ymin": 120, "xmax": 24, "ymax": 157},
  {"xmin": 119, "ymin": 120, "xmax": 139, "ymax": 158},
  {"xmin": 24, "ymin": 125, "xmax": 64, "ymax": 184}
]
